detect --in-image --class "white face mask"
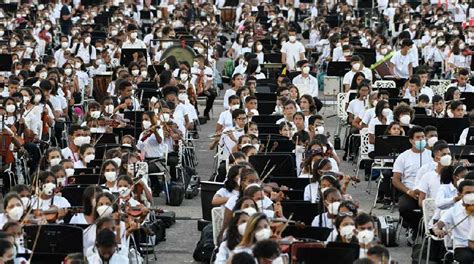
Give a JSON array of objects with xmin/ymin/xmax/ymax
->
[
  {"xmin": 104, "ymin": 171, "xmax": 117, "ymax": 182},
  {"xmin": 160, "ymin": 113, "xmax": 170, "ymax": 122},
  {"xmin": 96, "ymin": 205, "xmax": 114, "ymax": 217},
  {"xmin": 427, "ymin": 136, "xmax": 438, "ymax": 147},
  {"xmin": 75, "ymin": 62, "xmax": 82, "ymax": 69},
  {"xmin": 65, "ymin": 168, "xmax": 75, "ymax": 177},
  {"xmin": 49, "ymin": 157, "xmax": 61, "ymax": 166},
  {"xmin": 340, "ymin": 225, "xmax": 355, "ymax": 240},
  {"xmin": 141, "ymin": 71, "xmax": 147, "ymax": 78},
  {"xmin": 288, "ymin": 35, "xmax": 296, "ymax": 42},
  {"xmin": 84, "ymin": 154, "xmax": 95, "ymax": 163},
  {"xmin": 256, "ymin": 45, "xmax": 263, "ymax": 51},
  {"xmin": 399, "ymin": 114, "xmax": 411, "ymax": 125},
  {"xmin": 302, "ymin": 66, "xmax": 310, "ymax": 74},
  {"xmin": 131, "ymin": 69, "xmax": 140, "ymax": 76},
  {"xmin": 58, "ymin": 177, "xmax": 67, "ymax": 187},
  {"xmin": 242, "ymin": 207, "xmax": 257, "ymax": 216},
  {"xmin": 118, "ymin": 187, "xmax": 131, "ymax": 198},
  {"xmin": 105, "ymin": 104, "xmax": 114, "ymax": 114},
  {"xmin": 238, "ymin": 222, "xmax": 247, "ymax": 236},
  {"xmin": 130, "ymin": 32, "xmax": 138, "ymax": 39},
  {"xmin": 22, "ymin": 96, "xmax": 30, "ymax": 104},
  {"xmin": 5, "ymin": 105, "xmax": 15, "ymax": 113},
  {"xmin": 357, "ymin": 229, "xmax": 375, "ymax": 245},
  {"xmin": 20, "ymin": 197, "xmax": 30, "ymax": 210},
  {"xmin": 178, "ymin": 93, "xmax": 188, "ymax": 102},
  {"xmin": 39, "ymin": 71, "xmax": 48, "ymax": 79},
  {"xmin": 84, "ymin": 37, "xmax": 91, "ymax": 44},
  {"xmin": 64, "ymin": 68, "xmax": 73, "ymax": 76},
  {"xmin": 112, "ymin": 157, "xmax": 122, "ymax": 167},
  {"xmin": 42, "ymin": 183, "xmax": 56, "ymax": 196},
  {"xmin": 90, "ymin": 111, "xmax": 101, "ymax": 119},
  {"xmin": 61, "ymin": 42, "xmax": 69, "ymax": 49},
  {"xmin": 316, "ymin": 126, "xmax": 325, "ymax": 135},
  {"xmin": 439, "ymin": 155, "xmax": 452, "ymax": 167},
  {"xmin": 7, "ymin": 206, "xmax": 23, "ymax": 221},
  {"xmin": 327, "ymin": 201, "xmax": 341, "ymax": 215},
  {"xmin": 74, "ymin": 136, "xmax": 85, "ymax": 147},
  {"xmin": 142, "ymin": 120, "xmax": 152, "ymax": 129},
  {"xmin": 255, "ymin": 228, "xmax": 272, "ymax": 241},
  {"xmin": 230, "ymin": 104, "xmax": 240, "ymax": 111},
  {"xmin": 382, "ymin": 108, "xmax": 392, "ymax": 118},
  {"xmin": 180, "ymin": 73, "xmax": 188, "ymax": 81}
]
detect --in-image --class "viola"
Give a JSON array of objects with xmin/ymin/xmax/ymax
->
[{"xmin": 0, "ymin": 129, "xmax": 13, "ymax": 165}]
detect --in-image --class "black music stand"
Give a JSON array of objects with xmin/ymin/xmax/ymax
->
[
  {"xmin": 257, "ymin": 124, "xmax": 280, "ymax": 134},
  {"xmin": 412, "ymin": 117, "xmax": 469, "ymax": 143},
  {"xmin": 449, "ymin": 145, "xmax": 474, "ymax": 163},
  {"xmin": 353, "ymin": 48, "xmax": 376, "ymax": 67},
  {"xmin": 414, "ymin": 107, "xmax": 427, "ymax": 116},
  {"xmin": 267, "ymin": 177, "xmax": 309, "ymax": 190},
  {"xmin": 91, "ymin": 133, "xmax": 117, "ymax": 145},
  {"xmin": 61, "ymin": 185, "xmax": 88, "ymax": 207},
  {"xmin": 282, "ymin": 225, "xmax": 332, "ymax": 241},
  {"xmin": 327, "ymin": 62, "xmax": 351, "ymax": 77},
  {"xmin": 372, "ymin": 86, "xmax": 400, "ymax": 98},
  {"xmin": 200, "ymin": 181, "xmax": 223, "ymax": 221},
  {"xmin": 0, "ymin": 54, "xmax": 12, "ymax": 71},
  {"xmin": 68, "ymin": 174, "xmax": 102, "ymax": 185},
  {"xmin": 374, "ymin": 136, "xmax": 412, "ymax": 159},
  {"xmin": 257, "ymin": 101, "xmax": 276, "ymax": 115},
  {"xmin": 466, "ymin": 127, "xmax": 474, "ymax": 145},
  {"xmin": 124, "ymin": 111, "xmax": 145, "ymax": 123},
  {"xmin": 461, "ymin": 92, "xmax": 474, "ymax": 111},
  {"xmin": 293, "ymin": 243, "xmax": 359, "ymax": 264},
  {"xmin": 259, "ymin": 138, "xmax": 295, "ymax": 153},
  {"xmin": 388, "ymin": 98, "xmax": 410, "ymax": 109},
  {"xmin": 252, "ymin": 115, "xmax": 283, "ymax": 124},
  {"xmin": 74, "ymin": 168, "xmax": 95, "ymax": 175},
  {"xmin": 24, "ymin": 225, "xmax": 83, "ymax": 264},
  {"xmin": 281, "ymin": 190, "xmax": 304, "ymax": 200},
  {"xmin": 374, "ymin": 125, "xmax": 409, "ymax": 136},
  {"xmin": 94, "ymin": 144, "xmax": 121, "ymax": 161},
  {"xmin": 120, "ymin": 48, "xmax": 147, "ymax": 67},
  {"xmin": 258, "ymin": 134, "xmax": 289, "ymax": 141},
  {"xmin": 113, "ymin": 127, "xmax": 143, "ymax": 141},
  {"xmin": 88, "ymin": 159, "xmax": 104, "ymax": 169},
  {"xmin": 280, "ymin": 201, "xmax": 321, "ymax": 225},
  {"xmin": 250, "ymin": 153, "xmax": 296, "ymax": 177},
  {"xmin": 255, "ymin": 93, "xmax": 277, "ymax": 102},
  {"xmin": 256, "ymin": 84, "xmax": 277, "ymax": 94},
  {"xmin": 264, "ymin": 53, "xmax": 282, "ymax": 63},
  {"xmin": 94, "ymin": 15, "xmax": 109, "ymax": 27}
]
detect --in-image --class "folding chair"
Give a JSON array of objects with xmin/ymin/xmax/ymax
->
[
  {"xmin": 335, "ymin": 93, "xmax": 349, "ymax": 139},
  {"xmin": 355, "ymin": 128, "xmax": 371, "ymax": 179},
  {"xmin": 211, "ymin": 207, "xmax": 224, "ymax": 246},
  {"xmin": 418, "ymin": 198, "xmax": 444, "ymax": 264},
  {"xmin": 430, "ymin": 80, "xmax": 452, "ymax": 96}
]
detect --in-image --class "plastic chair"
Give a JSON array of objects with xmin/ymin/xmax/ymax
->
[
  {"xmin": 211, "ymin": 207, "xmax": 224, "ymax": 246},
  {"xmin": 373, "ymin": 80, "xmax": 396, "ymax": 89},
  {"xmin": 355, "ymin": 128, "xmax": 371, "ymax": 179},
  {"xmin": 418, "ymin": 198, "xmax": 443, "ymax": 264},
  {"xmin": 430, "ymin": 80, "xmax": 452, "ymax": 96},
  {"xmin": 335, "ymin": 92, "xmax": 349, "ymax": 139}
]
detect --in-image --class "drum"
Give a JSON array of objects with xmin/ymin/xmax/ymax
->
[
  {"xmin": 93, "ymin": 72, "xmax": 112, "ymax": 104},
  {"xmin": 221, "ymin": 7, "xmax": 236, "ymax": 23}
]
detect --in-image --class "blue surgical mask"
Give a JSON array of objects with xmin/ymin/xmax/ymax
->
[{"xmin": 415, "ymin": 139, "xmax": 427, "ymax": 150}]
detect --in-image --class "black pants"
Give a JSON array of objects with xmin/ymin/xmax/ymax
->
[
  {"xmin": 199, "ymin": 89, "xmax": 217, "ymax": 117},
  {"xmin": 398, "ymin": 193, "xmax": 422, "ymax": 232},
  {"xmin": 454, "ymin": 248, "xmax": 474, "ymax": 264},
  {"xmin": 380, "ymin": 169, "xmax": 393, "ymax": 199}
]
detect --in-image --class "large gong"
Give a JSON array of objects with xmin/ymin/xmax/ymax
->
[{"xmin": 161, "ymin": 45, "xmax": 197, "ymax": 66}]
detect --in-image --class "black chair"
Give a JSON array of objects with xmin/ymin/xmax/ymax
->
[{"xmin": 200, "ymin": 181, "xmax": 223, "ymax": 221}]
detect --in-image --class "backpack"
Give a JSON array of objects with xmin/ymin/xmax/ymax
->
[
  {"xmin": 193, "ymin": 223, "xmax": 215, "ymax": 262},
  {"xmin": 376, "ymin": 215, "xmax": 398, "ymax": 247},
  {"xmin": 74, "ymin": 43, "xmax": 93, "ymax": 61},
  {"xmin": 166, "ymin": 181, "xmax": 185, "ymax": 206},
  {"xmin": 222, "ymin": 59, "xmax": 234, "ymax": 78}
]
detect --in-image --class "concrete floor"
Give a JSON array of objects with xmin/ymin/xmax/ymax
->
[{"xmin": 151, "ymin": 92, "xmax": 413, "ymax": 263}]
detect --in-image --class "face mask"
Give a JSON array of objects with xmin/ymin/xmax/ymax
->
[
  {"xmin": 459, "ymin": 43, "xmax": 466, "ymax": 50},
  {"xmin": 131, "ymin": 69, "xmax": 140, "ymax": 76},
  {"xmin": 242, "ymin": 207, "xmax": 257, "ymax": 216},
  {"xmin": 230, "ymin": 104, "xmax": 240, "ymax": 111},
  {"xmin": 118, "ymin": 187, "xmax": 131, "ymax": 198},
  {"xmin": 42, "ymin": 183, "xmax": 56, "ymax": 196},
  {"xmin": 112, "ymin": 157, "xmax": 122, "ymax": 167},
  {"xmin": 180, "ymin": 73, "xmax": 188, "ymax": 81},
  {"xmin": 111, "ymin": 30, "xmax": 118, "ymax": 36},
  {"xmin": 10, "ymin": 42, "xmax": 17, "ymax": 48},
  {"xmin": 256, "ymin": 66, "xmax": 261, "ymax": 73},
  {"xmin": 238, "ymin": 222, "xmax": 247, "ymax": 236},
  {"xmin": 302, "ymin": 66, "xmax": 310, "ymax": 74},
  {"xmin": 140, "ymin": 71, "xmax": 147, "ymax": 78},
  {"xmin": 74, "ymin": 136, "xmax": 85, "ymax": 147},
  {"xmin": 122, "ymin": 143, "xmax": 132, "ymax": 148},
  {"xmin": 32, "ymin": 94, "xmax": 42, "ymax": 103},
  {"xmin": 440, "ymin": 155, "xmax": 452, "ymax": 166},
  {"xmin": 193, "ymin": 61, "xmax": 199, "ymax": 68},
  {"xmin": 39, "ymin": 71, "xmax": 48, "ymax": 79},
  {"xmin": 357, "ymin": 229, "xmax": 374, "ymax": 245},
  {"xmin": 104, "ymin": 171, "xmax": 117, "ymax": 182},
  {"xmin": 399, "ymin": 114, "xmax": 411, "ymax": 125},
  {"xmin": 340, "ymin": 225, "xmax": 355, "ymax": 240},
  {"xmin": 255, "ymin": 228, "xmax": 272, "ymax": 241},
  {"xmin": 352, "ymin": 63, "xmax": 360, "ymax": 70},
  {"xmin": 256, "ymin": 44, "xmax": 263, "ymax": 51},
  {"xmin": 64, "ymin": 68, "xmax": 73, "ymax": 76},
  {"xmin": 178, "ymin": 93, "xmax": 188, "ymax": 102},
  {"xmin": 160, "ymin": 113, "xmax": 170, "ymax": 122},
  {"xmin": 327, "ymin": 201, "xmax": 340, "ymax": 215},
  {"xmin": 49, "ymin": 157, "xmax": 61, "ymax": 166},
  {"xmin": 130, "ymin": 32, "xmax": 138, "ymax": 39},
  {"xmin": 22, "ymin": 96, "xmax": 30, "ymax": 104},
  {"xmin": 5, "ymin": 105, "xmax": 15, "ymax": 113},
  {"xmin": 96, "ymin": 205, "xmax": 114, "ymax": 217},
  {"xmin": 382, "ymin": 108, "xmax": 392, "ymax": 118},
  {"xmin": 90, "ymin": 111, "xmax": 101, "ymax": 119},
  {"xmin": 58, "ymin": 177, "xmax": 67, "ymax": 187},
  {"xmin": 272, "ymin": 256, "xmax": 284, "ymax": 264},
  {"xmin": 427, "ymin": 136, "xmax": 438, "ymax": 147},
  {"xmin": 142, "ymin": 120, "xmax": 151, "ymax": 129},
  {"xmin": 75, "ymin": 62, "xmax": 82, "ymax": 69},
  {"xmin": 381, "ymin": 48, "xmax": 388, "ymax": 55},
  {"xmin": 84, "ymin": 37, "xmax": 91, "ymax": 44},
  {"xmin": 65, "ymin": 168, "xmax": 75, "ymax": 177},
  {"xmin": 288, "ymin": 36, "xmax": 296, "ymax": 42},
  {"xmin": 415, "ymin": 139, "xmax": 427, "ymax": 150},
  {"xmin": 316, "ymin": 126, "xmax": 325, "ymax": 135},
  {"xmin": 105, "ymin": 104, "xmax": 114, "ymax": 114},
  {"xmin": 463, "ymin": 193, "xmax": 474, "ymax": 205},
  {"xmin": 84, "ymin": 154, "xmax": 95, "ymax": 163},
  {"xmin": 7, "ymin": 206, "xmax": 23, "ymax": 221},
  {"xmin": 20, "ymin": 197, "xmax": 30, "ymax": 210},
  {"xmin": 437, "ymin": 41, "xmax": 445, "ymax": 47}
]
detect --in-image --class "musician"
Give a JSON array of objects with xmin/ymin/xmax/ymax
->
[
  {"xmin": 70, "ymin": 32, "xmax": 97, "ymax": 66},
  {"xmin": 113, "ymin": 81, "xmax": 140, "ymax": 112},
  {"xmin": 417, "ymin": 68, "xmax": 434, "ymax": 102},
  {"xmin": 30, "ymin": 171, "xmax": 71, "ymax": 220},
  {"xmin": 276, "ymin": 100, "xmax": 297, "ymax": 125},
  {"xmin": 55, "ymin": 35, "xmax": 71, "ymax": 67},
  {"xmin": 87, "ymin": 229, "xmax": 129, "ymax": 264},
  {"xmin": 137, "ymin": 111, "xmax": 167, "ymax": 159},
  {"xmin": 355, "ymin": 213, "xmax": 377, "ymax": 258},
  {"xmin": 389, "ymin": 38, "xmax": 415, "ymax": 79},
  {"xmin": 432, "ymin": 95, "xmax": 446, "ymax": 118},
  {"xmin": 19, "ymin": 87, "xmax": 42, "ymax": 139},
  {"xmin": 162, "ymin": 86, "xmax": 190, "ymax": 133},
  {"xmin": 0, "ymin": 193, "xmax": 24, "ymax": 229},
  {"xmin": 311, "ymin": 187, "xmax": 342, "ymax": 229},
  {"xmin": 447, "ymin": 70, "xmax": 473, "ymax": 94},
  {"xmin": 232, "ymin": 213, "xmax": 272, "ymax": 256},
  {"xmin": 223, "ymin": 73, "xmax": 244, "ymax": 111},
  {"xmin": 449, "ymin": 100, "xmax": 466, "ymax": 118},
  {"xmin": 177, "ymin": 84, "xmax": 198, "ymax": 128},
  {"xmin": 39, "ymin": 147, "xmax": 63, "ymax": 171},
  {"xmin": 403, "ymin": 77, "xmax": 420, "ymax": 106},
  {"xmin": 212, "ymin": 166, "xmax": 241, "ymax": 207},
  {"xmin": 0, "ymin": 239, "xmax": 16, "ymax": 264},
  {"xmin": 281, "ymin": 28, "xmax": 305, "ymax": 72},
  {"xmin": 342, "ymin": 56, "xmax": 373, "ymax": 92},
  {"xmin": 100, "ymin": 160, "xmax": 120, "ymax": 193},
  {"xmin": 69, "ymin": 185, "xmax": 103, "ymax": 225},
  {"xmin": 433, "ymin": 180, "xmax": 474, "ymax": 264},
  {"xmin": 457, "ymin": 111, "xmax": 474, "ymax": 145},
  {"xmin": 73, "ymin": 144, "xmax": 95, "ymax": 169},
  {"xmin": 334, "ymin": 214, "xmax": 357, "ymax": 244},
  {"xmin": 253, "ymin": 240, "xmax": 287, "ymax": 264},
  {"xmin": 215, "ymin": 211, "xmax": 251, "ymax": 264}
]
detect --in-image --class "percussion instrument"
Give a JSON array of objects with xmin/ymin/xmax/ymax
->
[
  {"xmin": 161, "ymin": 45, "xmax": 196, "ymax": 68},
  {"xmin": 221, "ymin": 7, "xmax": 236, "ymax": 23},
  {"xmin": 93, "ymin": 72, "xmax": 112, "ymax": 104}
]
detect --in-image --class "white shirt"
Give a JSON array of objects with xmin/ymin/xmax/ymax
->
[
  {"xmin": 223, "ymin": 89, "xmax": 236, "ymax": 110},
  {"xmin": 416, "ymin": 170, "xmax": 441, "ymax": 199},
  {"xmin": 448, "ymin": 83, "xmax": 474, "ymax": 93},
  {"xmin": 218, "ymin": 111, "xmax": 234, "ymax": 131},
  {"xmin": 393, "ymin": 149, "xmax": 433, "ymax": 189},
  {"xmin": 30, "ymin": 195, "xmax": 71, "ymax": 210},
  {"xmin": 390, "ymin": 51, "xmax": 414, "ymax": 79},
  {"xmin": 225, "ymin": 194, "xmax": 272, "ymax": 212},
  {"xmin": 22, "ymin": 105, "xmax": 42, "ymax": 136},
  {"xmin": 347, "ymin": 98, "xmax": 366, "ymax": 118},
  {"xmin": 70, "ymin": 43, "xmax": 97, "ymax": 64},
  {"xmin": 61, "ymin": 147, "xmax": 79, "ymax": 162},
  {"xmin": 440, "ymin": 201, "xmax": 472, "ymax": 248},
  {"xmin": 292, "ymin": 74, "xmax": 319, "ymax": 97},
  {"xmin": 215, "ymin": 241, "xmax": 231, "ymax": 264},
  {"xmin": 121, "ymin": 38, "xmax": 147, "ymax": 49},
  {"xmin": 368, "ymin": 117, "xmax": 392, "ymax": 152},
  {"xmin": 304, "ymin": 182, "xmax": 320, "ymax": 203},
  {"xmin": 415, "ymin": 161, "xmax": 437, "ymax": 186},
  {"xmin": 54, "ymin": 48, "xmax": 69, "ymax": 67},
  {"xmin": 311, "ymin": 212, "xmax": 333, "ymax": 229},
  {"xmin": 137, "ymin": 129, "xmax": 166, "ymax": 159},
  {"xmin": 458, "ymin": 127, "xmax": 469, "ymax": 145},
  {"xmin": 219, "ymin": 128, "xmax": 244, "ymax": 160},
  {"xmin": 280, "ymin": 41, "xmax": 305, "ymax": 71},
  {"xmin": 342, "ymin": 67, "xmax": 373, "ymax": 86},
  {"xmin": 87, "ymin": 251, "xmax": 129, "ymax": 264},
  {"xmin": 420, "ymin": 86, "xmax": 435, "ymax": 102},
  {"xmin": 361, "ymin": 108, "xmax": 375, "ymax": 126},
  {"xmin": 74, "ymin": 160, "xmax": 87, "ymax": 169}
]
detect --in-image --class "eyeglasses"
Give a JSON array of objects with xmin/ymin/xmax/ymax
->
[{"xmin": 338, "ymin": 212, "xmax": 354, "ymax": 217}]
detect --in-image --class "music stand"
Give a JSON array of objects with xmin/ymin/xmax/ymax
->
[
  {"xmin": 61, "ymin": 185, "xmax": 88, "ymax": 207},
  {"xmin": 281, "ymin": 189, "xmax": 304, "ymax": 200},
  {"xmin": 282, "ymin": 225, "xmax": 332, "ymax": 241},
  {"xmin": 113, "ymin": 127, "xmax": 143, "ymax": 141},
  {"xmin": 257, "ymin": 102, "xmax": 277, "ymax": 115},
  {"xmin": 326, "ymin": 62, "xmax": 351, "ymax": 77},
  {"xmin": 374, "ymin": 136, "xmax": 412, "ymax": 159},
  {"xmin": 280, "ymin": 201, "xmax": 321, "ymax": 225},
  {"xmin": 413, "ymin": 107, "xmax": 427, "ymax": 116},
  {"xmin": 0, "ymin": 54, "xmax": 12, "ymax": 71},
  {"xmin": 374, "ymin": 125, "xmax": 410, "ymax": 136},
  {"xmin": 24, "ymin": 225, "xmax": 83, "ymax": 263},
  {"xmin": 259, "ymin": 138, "xmax": 295, "ymax": 153},
  {"xmin": 466, "ymin": 127, "xmax": 474, "ymax": 145},
  {"xmin": 74, "ymin": 168, "xmax": 95, "ymax": 175},
  {"xmin": 91, "ymin": 133, "xmax": 117, "ymax": 145},
  {"xmin": 258, "ymin": 134, "xmax": 289, "ymax": 141},
  {"xmin": 120, "ymin": 48, "xmax": 147, "ymax": 67},
  {"xmin": 292, "ymin": 243, "xmax": 359, "ymax": 264},
  {"xmin": 257, "ymin": 124, "xmax": 281, "ymax": 135},
  {"xmin": 94, "ymin": 15, "xmax": 109, "ymax": 27},
  {"xmin": 353, "ymin": 48, "xmax": 376, "ymax": 67},
  {"xmin": 256, "ymin": 84, "xmax": 277, "ymax": 94},
  {"xmin": 461, "ymin": 93, "xmax": 474, "ymax": 111},
  {"xmin": 267, "ymin": 177, "xmax": 309, "ymax": 190},
  {"xmin": 200, "ymin": 181, "xmax": 223, "ymax": 221},
  {"xmin": 388, "ymin": 98, "xmax": 409, "ymax": 109},
  {"xmin": 264, "ymin": 53, "xmax": 282, "ymax": 63},
  {"xmin": 411, "ymin": 117, "xmax": 469, "ymax": 143},
  {"xmin": 124, "ymin": 111, "xmax": 145, "ymax": 123},
  {"xmin": 255, "ymin": 93, "xmax": 277, "ymax": 102},
  {"xmin": 449, "ymin": 145, "xmax": 474, "ymax": 163},
  {"xmin": 68, "ymin": 174, "xmax": 102, "ymax": 185},
  {"xmin": 252, "ymin": 115, "xmax": 283, "ymax": 125},
  {"xmin": 249, "ymin": 153, "xmax": 296, "ymax": 178},
  {"xmin": 372, "ymin": 86, "xmax": 400, "ymax": 98}
]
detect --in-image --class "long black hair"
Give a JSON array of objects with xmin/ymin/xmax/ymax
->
[
  {"xmin": 226, "ymin": 211, "xmax": 249, "ymax": 250},
  {"xmin": 224, "ymin": 165, "xmax": 243, "ymax": 192},
  {"xmin": 83, "ymin": 185, "xmax": 103, "ymax": 216}
]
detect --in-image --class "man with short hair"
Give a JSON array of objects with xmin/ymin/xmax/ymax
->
[
  {"xmin": 292, "ymin": 59, "xmax": 319, "ymax": 97},
  {"xmin": 281, "ymin": 28, "xmax": 305, "ymax": 71},
  {"xmin": 342, "ymin": 55, "xmax": 373, "ymax": 91},
  {"xmin": 449, "ymin": 68, "xmax": 474, "ymax": 93},
  {"xmin": 390, "ymin": 38, "xmax": 415, "ymax": 79},
  {"xmin": 87, "ymin": 229, "xmax": 129, "ymax": 263}
]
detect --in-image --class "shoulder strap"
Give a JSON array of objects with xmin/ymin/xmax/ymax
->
[{"xmin": 74, "ymin": 43, "xmax": 80, "ymax": 56}]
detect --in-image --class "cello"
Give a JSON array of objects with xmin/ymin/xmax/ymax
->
[{"xmin": 0, "ymin": 115, "xmax": 14, "ymax": 167}]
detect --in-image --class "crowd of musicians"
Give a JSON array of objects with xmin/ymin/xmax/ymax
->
[{"xmin": 0, "ymin": 0, "xmax": 469, "ymax": 264}]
